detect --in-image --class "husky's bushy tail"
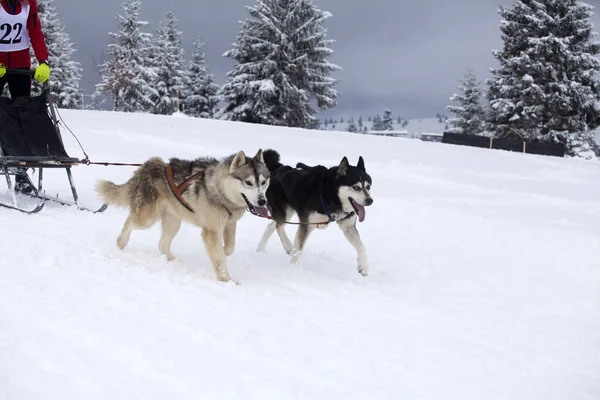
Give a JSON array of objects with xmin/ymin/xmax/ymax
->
[
  {"xmin": 96, "ymin": 157, "xmax": 164, "ymax": 210},
  {"xmin": 263, "ymin": 149, "xmax": 282, "ymax": 172},
  {"xmin": 96, "ymin": 180, "xmax": 130, "ymax": 208}
]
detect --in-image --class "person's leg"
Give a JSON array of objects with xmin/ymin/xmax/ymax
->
[
  {"xmin": 0, "ymin": 76, "xmax": 5, "ymax": 157},
  {"xmin": 7, "ymin": 70, "xmax": 35, "ymax": 194},
  {"xmin": 7, "ymin": 69, "xmax": 32, "ymax": 99}
]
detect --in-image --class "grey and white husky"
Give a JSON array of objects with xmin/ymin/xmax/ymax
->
[
  {"xmin": 257, "ymin": 149, "xmax": 374, "ymax": 276},
  {"xmin": 96, "ymin": 149, "xmax": 271, "ymax": 283}
]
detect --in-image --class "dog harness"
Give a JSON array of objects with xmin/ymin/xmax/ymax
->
[
  {"xmin": 165, "ymin": 164, "xmax": 204, "ymax": 213},
  {"xmin": 0, "ymin": 3, "xmax": 31, "ymax": 52},
  {"xmin": 319, "ymin": 193, "xmax": 355, "ymax": 225}
]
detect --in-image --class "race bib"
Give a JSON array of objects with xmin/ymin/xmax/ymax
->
[{"xmin": 0, "ymin": 4, "xmax": 31, "ymax": 52}]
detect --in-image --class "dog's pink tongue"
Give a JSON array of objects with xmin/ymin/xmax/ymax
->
[
  {"xmin": 357, "ymin": 204, "xmax": 365, "ymax": 222},
  {"xmin": 255, "ymin": 206, "xmax": 270, "ymax": 219}
]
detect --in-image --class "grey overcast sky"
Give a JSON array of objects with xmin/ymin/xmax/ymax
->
[{"xmin": 53, "ymin": 0, "xmax": 600, "ymax": 119}]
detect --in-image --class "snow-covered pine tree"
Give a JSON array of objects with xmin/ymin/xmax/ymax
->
[
  {"xmin": 306, "ymin": 118, "xmax": 321, "ymax": 130},
  {"xmin": 371, "ymin": 114, "xmax": 384, "ymax": 131},
  {"xmin": 183, "ymin": 39, "xmax": 219, "ymax": 118},
  {"xmin": 381, "ymin": 109, "xmax": 394, "ymax": 130},
  {"xmin": 358, "ymin": 115, "xmax": 363, "ymax": 129},
  {"xmin": 150, "ymin": 10, "xmax": 186, "ymax": 115},
  {"xmin": 95, "ymin": 0, "xmax": 157, "ymax": 112},
  {"xmin": 446, "ymin": 68, "xmax": 486, "ymax": 135},
  {"xmin": 218, "ymin": 0, "xmax": 341, "ymax": 128},
  {"xmin": 30, "ymin": 0, "xmax": 82, "ymax": 108},
  {"xmin": 486, "ymin": 0, "xmax": 600, "ymax": 157},
  {"xmin": 347, "ymin": 120, "xmax": 358, "ymax": 133},
  {"xmin": 565, "ymin": 130, "xmax": 599, "ymax": 160}
]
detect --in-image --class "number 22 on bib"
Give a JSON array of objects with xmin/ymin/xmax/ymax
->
[{"xmin": 0, "ymin": 4, "xmax": 30, "ymax": 52}]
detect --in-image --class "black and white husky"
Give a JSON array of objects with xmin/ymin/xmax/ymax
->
[{"xmin": 257, "ymin": 149, "xmax": 374, "ymax": 276}]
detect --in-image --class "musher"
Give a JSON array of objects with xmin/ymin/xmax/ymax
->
[{"xmin": 0, "ymin": 0, "xmax": 50, "ymax": 194}]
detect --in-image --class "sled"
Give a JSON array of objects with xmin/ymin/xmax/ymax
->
[{"xmin": 0, "ymin": 68, "xmax": 107, "ymax": 214}]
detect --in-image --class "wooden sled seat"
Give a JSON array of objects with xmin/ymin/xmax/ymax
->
[{"xmin": 0, "ymin": 155, "xmax": 81, "ymax": 167}]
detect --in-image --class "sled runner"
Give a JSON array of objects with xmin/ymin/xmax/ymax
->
[{"xmin": 0, "ymin": 68, "xmax": 107, "ymax": 214}]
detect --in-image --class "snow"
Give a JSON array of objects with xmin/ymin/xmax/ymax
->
[{"xmin": 1, "ymin": 110, "xmax": 600, "ymax": 400}]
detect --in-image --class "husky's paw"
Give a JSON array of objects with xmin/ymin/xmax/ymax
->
[
  {"xmin": 164, "ymin": 254, "xmax": 176, "ymax": 262},
  {"xmin": 224, "ymin": 246, "xmax": 235, "ymax": 257},
  {"xmin": 357, "ymin": 263, "xmax": 369, "ymax": 276},
  {"xmin": 116, "ymin": 235, "xmax": 128, "ymax": 250},
  {"xmin": 290, "ymin": 249, "xmax": 302, "ymax": 264},
  {"xmin": 357, "ymin": 251, "xmax": 369, "ymax": 276},
  {"xmin": 216, "ymin": 271, "xmax": 232, "ymax": 282}
]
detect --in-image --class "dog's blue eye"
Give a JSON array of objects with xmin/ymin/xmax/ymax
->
[{"xmin": 353, "ymin": 186, "xmax": 360, "ymax": 191}]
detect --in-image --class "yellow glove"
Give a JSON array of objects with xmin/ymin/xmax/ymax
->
[
  {"xmin": 0, "ymin": 63, "xmax": 5, "ymax": 79},
  {"xmin": 34, "ymin": 62, "xmax": 50, "ymax": 83}
]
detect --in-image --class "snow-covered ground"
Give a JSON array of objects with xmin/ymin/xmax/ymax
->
[{"xmin": 1, "ymin": 110, "xmax": 599, "ymax": 400}]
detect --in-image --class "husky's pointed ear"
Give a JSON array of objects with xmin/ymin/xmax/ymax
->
[
  {"xmin": 254, "ymin": 149, "xmax": 264, "ymax": 164},
  {"xmin": 357, "ymin": 156, "xmax": 365, "ymax": 171},
  {"xmin": 230, "ymin": 151, "xmax": 246, "ymax": 173},
  {"xmin": 336, "ymin": 156, "xmax": 349, "ymax": 177}
]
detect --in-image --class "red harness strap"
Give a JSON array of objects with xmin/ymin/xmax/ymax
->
[{"xmin": 165, "ymin": 164, "xmax": 204, "ymax": 213}]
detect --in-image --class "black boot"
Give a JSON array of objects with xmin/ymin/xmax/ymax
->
[{"xmin": 14, "ymin": 169, "xmax": 35, "ymax": 195}]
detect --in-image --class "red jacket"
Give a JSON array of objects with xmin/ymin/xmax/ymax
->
[{"xmin": 0, "ymin": 0, "xmax": 48, "ymax": 69}]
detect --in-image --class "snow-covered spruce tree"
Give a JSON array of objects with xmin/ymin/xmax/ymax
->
[
  {"xmin": 446, "ymin": 68, "xmax": 486, "ymax": 135},
  {"xmin": 95, "ymin": 0, "xmax": 157, "ymax": 112},
  {"xmin": 183, "ymin": 39, "xmax": 219, "ymax": 118},
  {"xmin": 218, "ymin": 0, "xmax": 341, "ymax": 128},
  {"xmin": 347, "ymin": 120, "xmax": 358, "ymax": 133},
  {"xmin": 371, "ymin": 114, "xmax": 384, "ymax": 131},
  {"xmin": 381, "ymin": 109, "xmax": 394, "ymax": 130},
  {"xmin": 306, "ymin": 118, "xmax": 321, "ymax": 130},
  {"xmin": 150, "ymin": 10, "xmax": 186, "ymax": 115},
  {"xmin": 30, "ymin": 0, "xmax": 82, "ymax": 108},
  {"xmin": 566, "ymin": 130, "xmax": 599, "ymax": 160},
  {"xmin": 486, "ymin": 0, "xmax": 600, "ymax": 157}
]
